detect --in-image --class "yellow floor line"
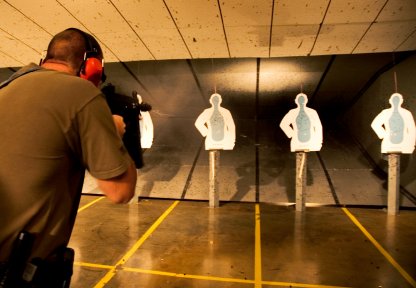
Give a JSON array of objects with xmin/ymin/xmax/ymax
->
[
  {"xmin": 342, "ymin": 207, "xmax": 416, "ymax": 287},
  {"xmin": 93, "ymin": 200, "xmax": 179, "ymax": 288},
  {"xmin": 75, "ymin": 261, "xmax": 350, "ymax": 288},
  {"xmin": 260, "ymin": 280, "xmax": 350, "ymax": 288},
  {"xmin": 74, "ymin": 261, "xmax": 114, "ymax": 270},
  {"xmin": 123, "ymin": 267, "xmax": 255, "ymax": 284},
  {"xmin": 78, "ymin": 196, "xmax": 105, "ymax": 212},
  {"xmin": 255, "ymin": 204, "xmax": 262, "ymax": 288},
  {"xmin": 123, "ymin": 268, "xmax": 348, "ymax": 287}
]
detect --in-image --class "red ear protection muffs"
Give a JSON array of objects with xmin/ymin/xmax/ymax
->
[
  {"xmin": 66, "ymin": 28, "xmax": 106, "ymax": 87},
  {"xmin": 79, "ymin": 53, "xmax": 105, "ymax": 87}
]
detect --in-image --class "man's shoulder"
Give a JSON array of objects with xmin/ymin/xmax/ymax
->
[{"xmin": 22, "ymin": 67, "xmax": 104, "ymax": 109}]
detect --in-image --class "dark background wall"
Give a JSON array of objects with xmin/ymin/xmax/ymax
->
[
  {"xmin": 1, "ymin": 52, "xmax": 415, "ymax": 201},
  {"xmin": 342, "ymin": 53, "xmax": 416, "ymax": 195}
]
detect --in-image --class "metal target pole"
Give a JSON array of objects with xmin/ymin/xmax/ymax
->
[
  {"xmin": 387, "ymin": 153, "xmax": 400, "ymax": 215},
  {"xmin": 209, "ymin": 149, "xmax": 220, "ymax": 207},
  {"xmin": 296, "ymin": 151, "xmax": 307, "ymax": 212}
]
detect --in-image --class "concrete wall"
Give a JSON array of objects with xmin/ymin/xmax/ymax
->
[{"xmin": 342, "ymin": 54, "xmax": 416, "ymax": 195}]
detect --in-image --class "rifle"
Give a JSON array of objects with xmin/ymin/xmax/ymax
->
[{"xmin": 102, "ymin": 84, "xmax": 151, "ymax": 169}]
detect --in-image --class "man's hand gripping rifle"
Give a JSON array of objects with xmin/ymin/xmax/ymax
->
[{"xmin": 101, "ymin": 84, "xmax": 151, "ymax": 169}]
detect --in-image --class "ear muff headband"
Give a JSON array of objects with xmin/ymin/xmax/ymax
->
[{"xmin": 65, "ymin": 28, "xmax": 106, "ymax": 86}]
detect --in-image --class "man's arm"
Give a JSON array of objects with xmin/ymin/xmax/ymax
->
[
  {"xmin": 95, "ymin": 115, "xmax": 137, "ymax": 204},
  {"xmin": 97, "ymin": 161, "xmax": 137, "ymax": 204}
]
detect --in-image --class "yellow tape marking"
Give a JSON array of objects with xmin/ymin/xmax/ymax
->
[
  {"xmin": 74, "ymin": 261, "xmax": 113, "ymax": 270},
  {"xmin": 77, "ymin": 196, "xmax": 105, "ymax": 212},
  {"xmin": 76, "ymin": 261, "xmax": 350, "ymax": 287},
  {"xmin": 260, "ymin": 280, "xmax": 350, "ymax": 288},
  {"xmin": 342, "ymin": 207, "xmax": 416, "ymax": 287},
  {"xmin": 255, "ymin": 204, "xmax": 262, "ymax": 288},
  {"xmin": 93, "ymin": 200, "xmax": 179, "ymax": 288},
  {"xmin": 123, "ymin": 266, "xmax": 255, "ymax": 284}
]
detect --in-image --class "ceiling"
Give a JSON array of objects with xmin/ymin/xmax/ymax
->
[
  {"xmin": 0, "ymin": 0, "xmax": 415, "ymax": 67},
  {"xmin": 0, "ymin": 0, "xmax": 415, "ymax": 127}
]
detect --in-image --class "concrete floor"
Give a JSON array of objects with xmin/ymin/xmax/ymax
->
[
  {"xmin": 69, "ymin": 198, "xmax": 416, "ymax": 288},
  {"xmin": 73, "ymin": 125, "xmax": 416, "ymax": 287}
]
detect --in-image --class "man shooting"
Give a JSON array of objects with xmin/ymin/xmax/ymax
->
[{"xmin": 0, "ymin": 28, "xmax": 137, "ymax": 287}]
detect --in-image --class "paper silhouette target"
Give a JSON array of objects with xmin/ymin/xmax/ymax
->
[
  {"xmin": 280, "ymin": 93, "xmax": 323, "ymax": 152},
  {"xmin": 138, "ymin": 94, "xmax": 154, "ymax": 149},
  {"xmin": 371, "ymin": 93, "xmax": 415, "ymax": 154},
  {"xmin": 195, "ymin": 93, "xmax": 236, "ymax": 150}
]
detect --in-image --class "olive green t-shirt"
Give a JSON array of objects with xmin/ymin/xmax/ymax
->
[{"xmin": 0, "ymin": 64, "xmax": 131, "ymax": 261}]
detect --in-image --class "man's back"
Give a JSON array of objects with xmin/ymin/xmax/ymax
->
[{"xmin": 0, "ymin": 65, "xmax": 115, "ymax": 261}]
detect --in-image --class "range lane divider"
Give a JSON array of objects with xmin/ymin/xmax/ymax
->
[
  {"xmin": 93, "ymin": 200, "xmax": 180, "ymax": 288},
  {"xmin": 342, "ymin": 207, "xmax": 416, "ymax": 287}
]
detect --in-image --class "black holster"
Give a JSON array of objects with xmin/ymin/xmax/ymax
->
[{"xmin": 0, "ymin": 232, "xmax": 74, "ymax": 288}]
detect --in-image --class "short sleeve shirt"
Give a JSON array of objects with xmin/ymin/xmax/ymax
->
[{"xmin": 0, "ymin": 64, "xmax": 131, "ymax": 260}]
